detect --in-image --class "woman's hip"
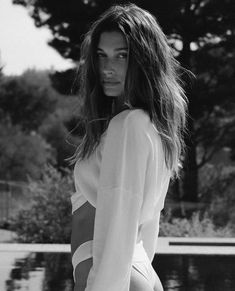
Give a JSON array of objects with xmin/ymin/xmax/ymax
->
[
  {"xmin": 132, "ymin": 241, "xmax": 163, "ymax": 291},
  {"xmin": 71, "ymin": 240, "xmax": 163, "ymax": 290}
]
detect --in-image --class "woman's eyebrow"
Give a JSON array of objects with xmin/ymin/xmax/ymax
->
[
  {"xmin": 97, "ymin": 47, "xmax": 128, "ymax": 51},
  {"xmin": 115, "ymin": 47, "xmax": 128, "ymax": 51}
]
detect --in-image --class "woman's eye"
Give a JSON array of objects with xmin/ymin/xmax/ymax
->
[
  {"xmin": 96, "ymin": 52, "xmax": 127, "ymax": 60},
  {"xmin": 117, "ymin": 53, "xmax": 127, "ymax": 59},
  {"xmin": 97, "ymin": 52, "xmax": 106, "ymax": 58}
]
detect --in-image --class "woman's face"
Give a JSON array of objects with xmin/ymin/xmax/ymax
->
[{"xmin": 97, "ymin": 30, "xmax": 128, "ymax": 98}]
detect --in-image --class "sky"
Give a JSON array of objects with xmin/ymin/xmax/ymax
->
[{"xmin": 0, "ymin": 0, "xmax": 73, "ymax": 75}]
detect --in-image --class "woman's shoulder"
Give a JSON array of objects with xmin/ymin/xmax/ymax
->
[{"xmin": 109, "ymin": 108, "xmax": 150, "ymax": 132}]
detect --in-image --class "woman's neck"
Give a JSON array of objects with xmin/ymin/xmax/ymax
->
[
  {"xmin": 105, "ymin": 98, "xmax": 131, "ymax": 128},
  {"xmin": 111, "ymin": 96, "xmax": 129, "ymax": 116}
]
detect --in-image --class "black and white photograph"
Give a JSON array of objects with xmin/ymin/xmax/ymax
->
[{"xmin": 0, "ymin": 0, "xmax": 235, "ymax": 290}]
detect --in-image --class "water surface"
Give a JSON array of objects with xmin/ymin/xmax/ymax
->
[{"xmin": 1, "ymin": 252, "xmax": 235, "ymax": 291}]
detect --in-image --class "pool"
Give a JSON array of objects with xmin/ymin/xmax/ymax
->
[
  {"xmin": 154, "ymin": 255, "xmax": 235, "ymax": 291},
  {"xmin": 1, "ymin": 251, "xmax": 235, "ymax": 291}
]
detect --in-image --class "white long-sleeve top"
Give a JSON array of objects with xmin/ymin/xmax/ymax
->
[{"xmin": 71, "ymin": 108, "xmax": 171, "ymax": 291}]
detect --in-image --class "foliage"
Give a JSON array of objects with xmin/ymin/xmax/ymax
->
[
  {"xmin": 0, "ymin": 118, "xmax": 55, "ymax": 181},
  {"xmin": 199, "ymin": 163, "xmax": 235, "ymax": 230},
  {"xmin": 10, "ymin": 166, "xmax": 74, "ymax": 243},
  {"xmin": 39, "ymin": 114, "xmax": 78, "ymax": 169},
  {"xmin": 49, "ymin": 68, "xmax": 79, "ymax": 96},
  {"xmin": 222, "ymin": 104, "xmax": 235, "ymax": 161},
  {"xmin": 8, "ymin": 163, "xmax": 235, "ymax": 243},
  {"xmin": 195, "ymin": 107, "xmax": 235, "ymax": 168},
  {"xmin": 0, "ymin": 69, "xmax": 80, "ymax": 178},
  {"xmin": 12, "ymin": 0, "xmax": 235, "ymax": 61},
  {"xmin": 0, "ymin": 70, "xmax": 57, "ymax": 132},
  {"xmin": 159, "ymin": 211, "xmax": 234, "ymax": 237},
  {"xmin": 161, "ymin": 162, "xmax": 235, "ymax": 237},
  {"xmin": 12, "ymin": 0, "xmax": 235, "ymax": 201}
]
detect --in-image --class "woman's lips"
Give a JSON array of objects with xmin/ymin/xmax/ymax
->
[{"xmin": 103, "ymin": 81, "xmax": 120, "ymax": 87}]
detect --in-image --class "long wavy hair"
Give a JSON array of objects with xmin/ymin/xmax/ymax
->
[{"xmin": 70, "ymin": 3, "xmax": 188, "ymax": 177}]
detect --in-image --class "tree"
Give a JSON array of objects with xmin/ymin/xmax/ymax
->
[
  {"xmin": 12, "ymin": 0, "xmax": 235, "ymax": 201},
  {"xmin": 0, "ymin": 70, "xmax": 57, "ymax": 132},
  {"xmin": 39, "ymin": 113, "xmax": 79, "ymax": 169},
  {"xmin": 0, "ymin": 117, "xmax": 56, "ymax": 181},
  {"xmin": 0, "ymin": 69, "xmax": 81, "ymax": 175}
]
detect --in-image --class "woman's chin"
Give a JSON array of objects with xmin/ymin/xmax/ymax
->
[{"xmin": 103, "ymin": 89, "xmax": 119, "ymax": 97}]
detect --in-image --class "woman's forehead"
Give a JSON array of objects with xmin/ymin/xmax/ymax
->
[{"xmin": 97, "ymin": 31, "xmax": 127, "ymax": 50}]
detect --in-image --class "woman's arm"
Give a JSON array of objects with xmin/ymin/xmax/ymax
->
[
  {"xmin": 71, "ymin": 201, "xmax": 95, "ymax": 290},
  {"xmin": 84, "ymin": 111, "xmax": 151, "ymax": 291}
]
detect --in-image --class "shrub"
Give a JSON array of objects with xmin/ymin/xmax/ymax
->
[
  {"xmin": 159, "ymin": 211, "xmax": 234, "ymax": 237},
  {"xmin": 10, "ymin": 166, "xmax": 74, "ymax": 243},
  {"xmin": 0, "ymin": 118, "xmax": 56, "ymax": 181},
  {"xmin": 199, "ymin": 164, "xmax": 235, "ymax": 231}
]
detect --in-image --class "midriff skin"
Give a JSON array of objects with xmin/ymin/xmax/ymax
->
[{"xmin": 71, "ymin": 202, "xmax": 95, "ymax": 291}]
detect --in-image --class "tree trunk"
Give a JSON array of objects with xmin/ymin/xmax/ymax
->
[
  {"xmin": 179, "ymin": 34, "xmax": 199, "ymax": 202},
  {"xmin": 182, "ymin": 116, "xmax": 198, "ymax": 202}
]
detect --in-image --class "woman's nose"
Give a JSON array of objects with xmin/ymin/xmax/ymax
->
[
  {"xmin": 103, "ymin": 68, "xmax": 114, "ymax": 78},
  {"xmin": 102, "ymin": 59, "xmax": 115, "ymax": 76}
]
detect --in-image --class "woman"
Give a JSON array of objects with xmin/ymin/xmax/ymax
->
[{"xmin": 70, "ymin": 3, "xmax": 187, "ymax": 291}]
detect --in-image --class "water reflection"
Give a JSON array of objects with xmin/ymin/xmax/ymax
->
[
  {"xmin": 42, "ymin": 253, "xmax": 73, "ymax": 291},
  {"xmin": 2, "ymin": 252, "xmax": 235, "ymax": 291},
  {"xmin": 5, "ymin": 253, "xmax": 73, "ymax": 291},
  {"xmin": 154, "ymin": 255, "xmax": 235, "ymax": 291}
]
